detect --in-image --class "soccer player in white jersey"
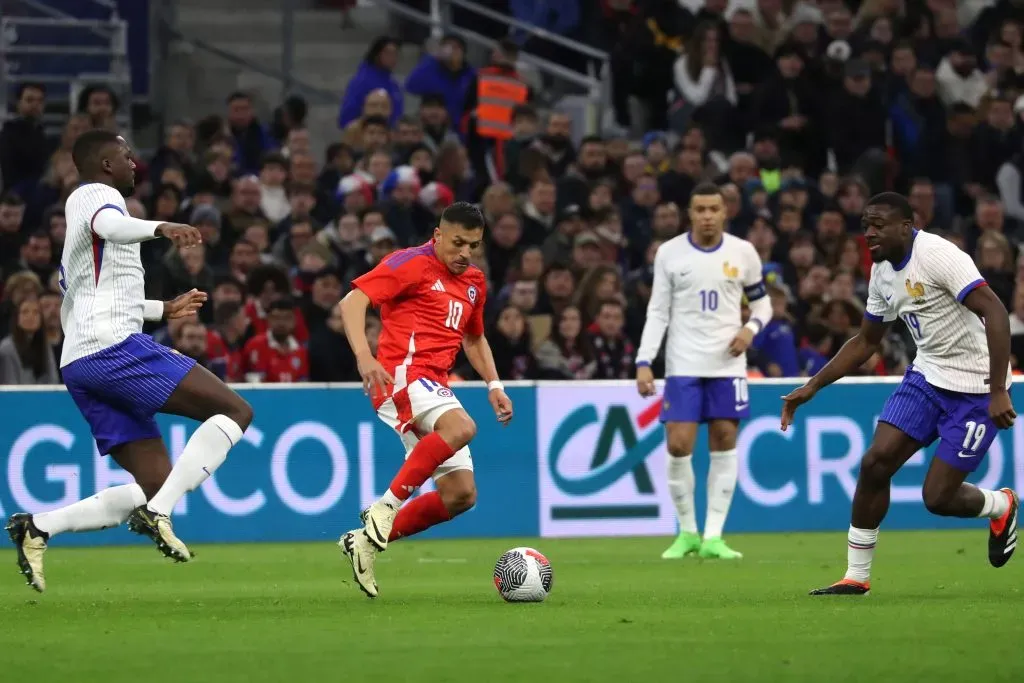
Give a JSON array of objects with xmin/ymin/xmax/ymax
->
[
  {"xmin": 636, "ymin": 183, "xmax": 772, "ymax": 560},
  {"xmin": 782, "ymin": 192, "xmax": 1019, "ymax": 595},
  {"xmin": 4, "ymin": 130, "xmax": 254, "ymax": 592}
]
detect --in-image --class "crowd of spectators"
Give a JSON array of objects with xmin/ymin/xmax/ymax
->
[{"xmin": 4, "ymin": 0, "xmax": 1024, "ymax": 386}]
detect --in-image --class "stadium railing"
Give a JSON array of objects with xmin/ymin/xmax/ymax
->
[
  {"xmin": 373, "ymin": 0, "xmax": 612, "ymax": 136},
  {"xmin": 0, "ymin": 377, "xmax": 1020, "ymax": 546},
  {"xmin": 0, "ymin": 0, "xmax": 131, "ymax": 138}
]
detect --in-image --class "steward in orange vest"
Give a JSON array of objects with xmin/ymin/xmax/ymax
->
[{"xmin": 463, "ymin": 39, "xmax": 531, "ymax": 185}]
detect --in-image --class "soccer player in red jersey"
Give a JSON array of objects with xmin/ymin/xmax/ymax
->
[{"xmin": 337, "ymin": 202, "xmax": 513, "ymax": 598}]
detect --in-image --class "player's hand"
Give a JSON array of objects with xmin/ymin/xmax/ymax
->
[
  {"xmin": 780, "ymin": 384, "xmax": 817, "ymax": 432},
  {"xmin": 728, "ymin": 327, "xmax": 755, "ymax": 357},
  {"xmin": 989, "ymin": 389, "xmax": 1016, "ymax": 429},
  {"xmin": 636, "ymin": 365, "xmax": 656, "ymax": 397},
  {"xmin": 157, "ymin": 223, "xmax": 202, "ymax": 249},
  {"xmin": 357, "ymin": 353, "xmax": 394, "ymax": 400},
  {"xmin": 489, "ymin": 389, "xmax": 514, "ymax": 426},
  {"xmin": 164, "ymin": 288, "xmax": 208, "ymax": 319}
]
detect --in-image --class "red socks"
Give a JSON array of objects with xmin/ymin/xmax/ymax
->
[
  {"xmin": 389, "ymin": 491, "xmax": 451, "ymax": 542},
  {"xmin": 388, "ymin": 432, "xmax": 455, "ymax": 501}
]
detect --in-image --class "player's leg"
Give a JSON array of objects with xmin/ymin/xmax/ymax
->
[
  {"xmin": 388, "ymin": 457, "xmax": 476, "ymax": 543},
  {"xmin": 6, "ymin": 470, "xmax": 148, "ymax": 593},
  {"xmin": 922, "ymin": 397, "xmax": 1018, "ymax": 568},
  {"xmin": 695, "ymin": 377, "xmax": 749, "ymax": 559},
  {"xmin": 363, "ymin": 385, "xmax": 476, "ymax": 551},
  {"xmin": 5, "ymin": 373, "xmax": 176, "ymax": 589},
  {"xmin": 659, "ymin": 377, "xmax": 703, "ymax": 559},
  {"xmin": 140, "ymin": 364, "xmax": 253, "ymax": 518},
  {"xmin": 811, "ymin": 375, "xmax": 936, "ymax": 595},
  {"xmin": 700, "ymin": 418, "xmax": 742, "ymax": 560}
]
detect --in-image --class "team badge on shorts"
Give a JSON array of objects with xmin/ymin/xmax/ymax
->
[
  {"xmin": 467, "ymin": 285, "xmax": 477, "ymax": 304},
  {"xmin": 438, "ymin": 387, "xmax": 454, "ymax": 398}
]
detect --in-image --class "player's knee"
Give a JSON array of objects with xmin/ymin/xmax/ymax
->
[
  {"xmin": 860, "ymin": 448, "xmax": 899, "ymax": 483},
  {"xmin": 666, "ymin": 436, "xmax": 694, "ymax": 458},
  {"xmin": 440, "ymin": 414, "xmax": 477, "ymax": 449},
  {"xmin": 226, "ymin": 398, "xmax": 254, "ymax": 432}
]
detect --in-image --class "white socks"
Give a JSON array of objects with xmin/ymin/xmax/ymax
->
[
  {"xmin": 845, "ymin": 526, "xmax": 878, "ymax": 583},
  {"xmin": 379, "ymin": 489, "xmax": 403, "ymax": 510},
  {"xmin": 33, "ymin": 483, "xmax": 146, "ymax": 536},
  {"xmin": 666, "ymin": 455, "xmax": 698, "ymax": 534},
  {"xmin": 979, "ymin": 489, "xmax": 1011, "ymax": 519},
  {"xmin": 148, "ymin": 414, "xmax": 244, "ymax": 516},
  {"xmin": 705, "ymin": 450, "xmax": 738, "ymax": 539}
]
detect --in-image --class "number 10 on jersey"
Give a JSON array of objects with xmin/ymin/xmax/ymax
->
[{"xmin": 445, "ymin": 300, "xmax": 464, "ymax": 329}]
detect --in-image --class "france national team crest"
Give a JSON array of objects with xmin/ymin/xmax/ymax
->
[{"xmin": 467, "ymin": 285, "xmax": 477, "ymax": 304}]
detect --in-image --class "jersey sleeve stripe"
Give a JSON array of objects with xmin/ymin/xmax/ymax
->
[
  {"xmin": 956, "ymin": 279, "xmax": 987, "ymax": 302},
  {"xmin": 863, "ymin": 311, "xmax": 884, "ymax": 322},
  {"xmin": 89, "ymin": 204, "xmax": 122, "ymax": 285}
]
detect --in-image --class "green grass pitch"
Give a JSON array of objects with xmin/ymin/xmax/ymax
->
[{"xmin": 0, "ymin": 531, "xmax": 1022, "ymax": 683}]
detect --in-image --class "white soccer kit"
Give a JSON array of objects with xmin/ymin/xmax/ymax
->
[
  {"xmin": 637, "ymin": 232, "xmax": 769, "ymax": 378},
  {"xmin": 865, "ymin": 229, "xmax": 1012, "ymax": 393}
]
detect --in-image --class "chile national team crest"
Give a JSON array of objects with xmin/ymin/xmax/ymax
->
[{"xmin": 467, "ymin": 285, "xmax": 478, "ymax": 304}]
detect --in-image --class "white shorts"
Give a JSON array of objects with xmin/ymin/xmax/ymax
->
[{"xmin": 376, "ymin": 377, "xmax": 473, "ymax": 480}]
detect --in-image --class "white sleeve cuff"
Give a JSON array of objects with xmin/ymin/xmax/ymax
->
[{"xmin": 143, "ymin": 300, "xmax": 164, "ymax": 321}]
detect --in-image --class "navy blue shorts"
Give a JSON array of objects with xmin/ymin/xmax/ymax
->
[
  {"xmin": 62, "ymin": 334, "xmax": 196, "ymax": 454},
  {"xmin": 879, "ymin": 367, "xmax": 1002, "ymax": 473},
  {"xmin": 659, "ymin": 376, "xmax": 750, "ymax": 424}
]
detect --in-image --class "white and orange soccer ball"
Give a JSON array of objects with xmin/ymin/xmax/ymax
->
[{"xmin": 493, "ymin": 547, "xmax": 553, "ymax": 603}]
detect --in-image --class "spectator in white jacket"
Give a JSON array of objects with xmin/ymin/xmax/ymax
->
[
  {"xmin": 672, "ymin": 22, "xmax": 738, "ymax": 150},
  {"xmin": 936, "ymin": 40, "xmax": 989, "ymax": 108}
]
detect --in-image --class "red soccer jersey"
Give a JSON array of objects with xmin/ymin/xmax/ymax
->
[
  {"xmin": 206, "ymin": 330, "xmax": 244, "ymax": 382},
  {"xmin": 352, "ymin": 241, "xmax": 487, "ymax": 405},
  {"xmin": 241, "ymin": 333, "xmax": 309, "ymax": 383}
]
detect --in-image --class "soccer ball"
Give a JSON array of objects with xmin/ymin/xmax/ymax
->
[{"xmin": 493, "ymin": 547, "xmax": 553, "ymax": 602}]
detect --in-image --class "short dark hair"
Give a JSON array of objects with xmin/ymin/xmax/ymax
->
[
  {"xmin": 226, "ymin": 91, "xmax": 251, "ymax": 105},
  {"xmin": 71, "ymin": 128, "xmax": 122, "ymax": 173},
  {"xmin": 247, "ymin": 264, "xmax": 290, "ymax": 296},
  {"xmin": 16, "ymin": 82, "xmax": 45, "ymax": 99},
  {"xmin": 360, "ymin": 205, "xmax": 385, "ymax": 221},
  {"xmin": 690, "ymin": 182, "xmax": 722, "ymax": 198},
  {"xmin": 260, "ymin": 152, "xmax": 288, "ymax": 170},
  {"xmin": 268, "ymin": 298, "xmax": 296, "ymax": 314},
  {"xmin": 362, "ymin": 115, "xmax": 389, "ymax": 130},
  {"xmin": 27, "ymin": 230, "xmax": 50, "ymax": 243},
  {"xmin": 231, "ymin": 239, "xmax": 258, "ymax": 254},
  {"xmin": 597, "ymin": 298, "xmax": 625, "ymax": 314},
  {"xmin": 579, "ymin": 135, "xmax": 605, "ymax": 150},
  {"xmin": 213, "ymin": 274, "xmax": 246, "ymax": 293},
  {"xmin": 512, "ymin": 104, "xmax": 538, "ymax": 122},
  {"xmin": 0, "ymin": 191, "xmax": 25, "ymax": 207},
  {"xmin": 865, "ymin": 192, "xmax": 914, "ymax": 221},
  {"xmin": 441, "ymin": 201, "xmax": 485, "ymax": 230}
]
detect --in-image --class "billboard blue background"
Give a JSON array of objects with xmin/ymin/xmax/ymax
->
[
  {"xmin": 0, "ymin": 386, "xmax": 538, "ymax": 547},
  {"xmin": 1, "ymin": 379, "xmax": 1021, "ymax": 546}
]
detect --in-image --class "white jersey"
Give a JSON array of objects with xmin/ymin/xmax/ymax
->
[
  {"xmin": 60, "ymin": 183, "xmax": 146, "ymax": 366},
  {"xmin": 637, "ymin": 232, "xmax": 764, "ymax": 377},
  {"xmin": 866, "ymin": 229, "xmax": 1011, "ymax": 394}
]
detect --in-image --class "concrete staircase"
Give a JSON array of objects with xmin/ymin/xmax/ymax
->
[{"xmin": 167, "ymin": 0, "xmax": 421, "ymax": 162}]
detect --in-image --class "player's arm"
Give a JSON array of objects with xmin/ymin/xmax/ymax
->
[
  {"xmin": 940, "ymin": 249, "xmax": 1017, "ymax": 427},
  {"xmin": 730, "ymin": 244, "xmax": 772, "ymax": 356},
  {"xmin": 343, "ymin": 257, "xmax": 419, "ymax": 396},
  {"xmin": 636, "ymin": 244, "xmax": 672, "ymax": 396},
  {"xmin": 781, "ymin": 274, "xmax": 891, "ymax": 430},
  {"xmin": 91, "ymin": 206, "xmax": 200, "ymax": 247},
  {"xmin": 142, "ymin": 289, "xmax": 209, "ymax": 322},
  {"xmin": 462, "ymin": 285, "xmax": 513, "ymax": 424}
]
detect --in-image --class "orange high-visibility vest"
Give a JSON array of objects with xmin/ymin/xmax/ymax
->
[{"xmin": 475, "ymin": 68, "xmax": 528, "ymax": 141}]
